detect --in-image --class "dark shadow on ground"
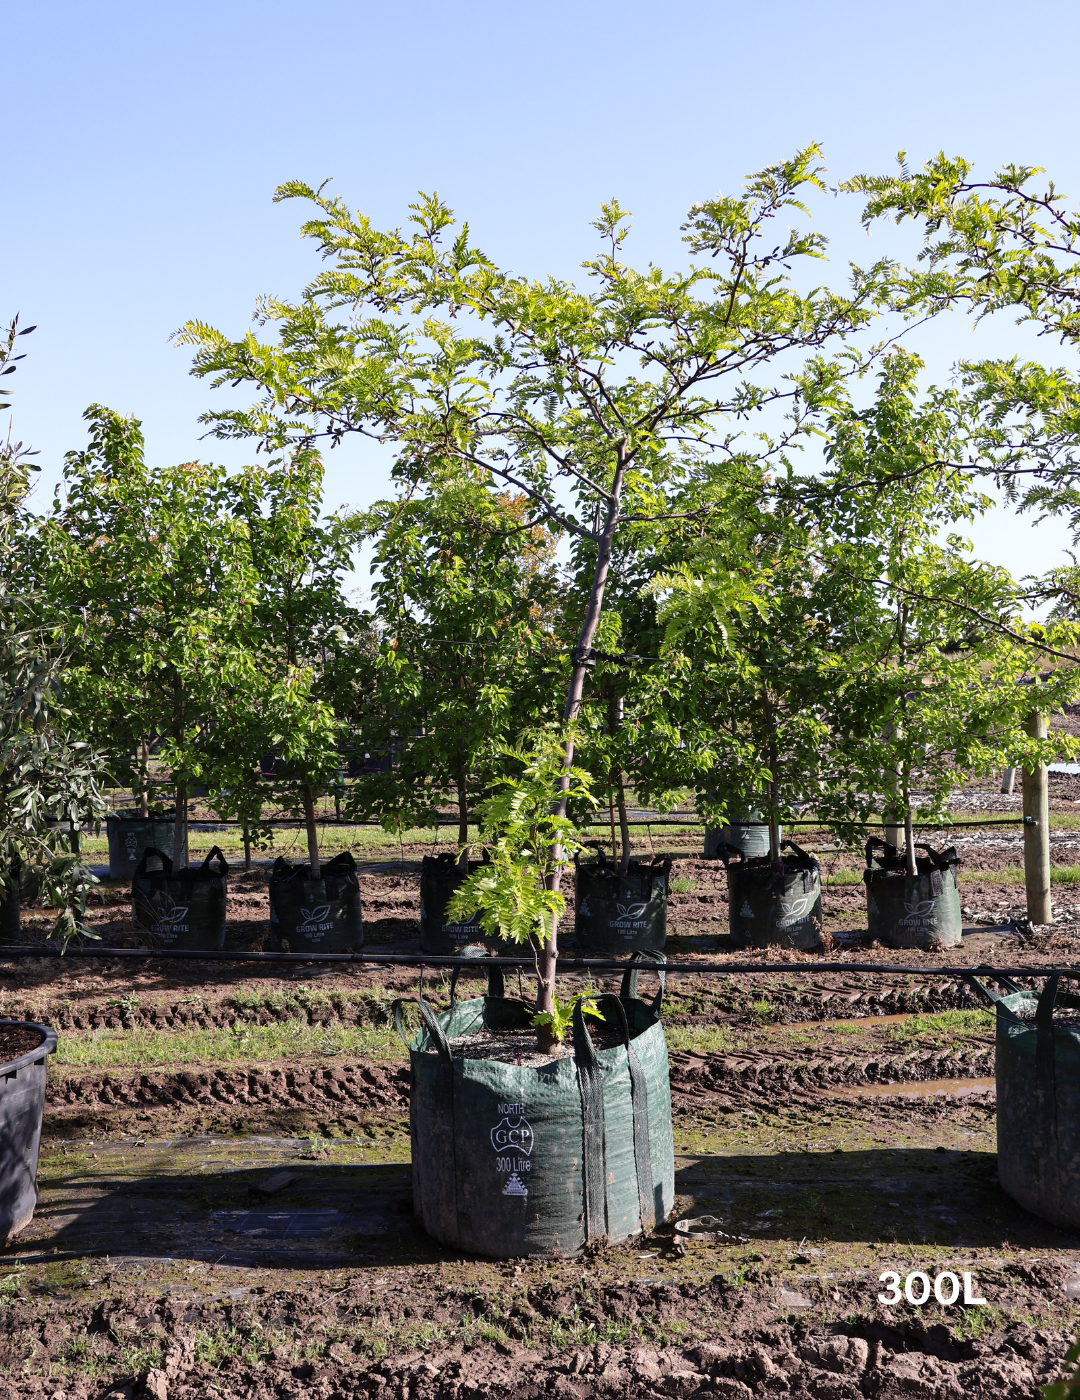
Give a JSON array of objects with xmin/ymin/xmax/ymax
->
[
  {"xmin": 11, "ymin": 1140, "xmax": 445, "ymax": 1269},
  {"xmin": 675, "ymin": 1147, "xmax": 1079, "ymax": 1250}
]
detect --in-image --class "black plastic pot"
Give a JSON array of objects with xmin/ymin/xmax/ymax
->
[
  {"xmin": 268, "ymin": 851, "xmax": 363, "ymax": 952},
  {"xmin": 573, "ymin": 855, "xmax": 671, "ymax": 954},
  {"xmin": 420, "ymin": 854, "xmax": 488, "ymax": 954},
  {"xmin": 132, "ymin": 847, "xmax": 229, "ymax": 951},
  {"xmin": 863, "ymin": 838, "xmax": 962, "ymax": 949},
  {"xmin": 719, "ymin": 839, "xmax": 823, "ymax": 951},
  {"xmin": 394, "ymin": 951, "xmax": 674, "ymax": 1258},
  {"xmin": 0, "ymin": 1020, "xmax": 57, "ymax": 1241},
  {"xmin": 972, "ymin": 972, "xmax": 1080, "ymax": 1230},
  {"xmin": 106, "ymin": 812, "xmax": 180, "ymax": 880}
]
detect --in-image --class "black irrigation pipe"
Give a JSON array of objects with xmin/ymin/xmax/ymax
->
[
  {"xmin": 98, "ymin": 815, "xmax": 1037, "ymax": 830},
  {"xmin": 0, "ymin": 945, "xmax": 1073, "ymax": 979}
]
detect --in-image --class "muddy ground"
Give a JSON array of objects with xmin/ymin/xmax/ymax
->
[{"xmin": 2, "ymin": 789, "xmax": 1080, "ymax": 1397}]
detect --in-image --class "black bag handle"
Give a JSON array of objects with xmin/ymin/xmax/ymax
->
[
  {"xmin": 620, "ymin": 949, "xmax": 666, "ymax": 1014},
  {"xmin": 779, "ymin": 839, "xmax": 814, "ymax": 863},
  {"xmin": 322, "ymin": 850, "xmax": 357, "ymax": 876},
  {"xmin": 133, "ymin": 846, "xmax": 172, "ymax": 880},
  {"xmin": 711, "ymin": 839, "xmax": 745, "ymax": 868},
  {"xmin": 864, "ymin": 834, "xmax": 900, "ymax": 865},
  {"xmin": 391, "ymin": 996, "xmax": 452, "ymax": 1065},
  {"xmin": 964, "ymin": 966, "xmax": 1028, "ymax": 1020},
  {"xmin": 200, "ymin": 846, "xmax": 229, "ymax": 879},
  {"xmin": 449, "ymin": 951, "xmax": 504, "ymax": 1008}
]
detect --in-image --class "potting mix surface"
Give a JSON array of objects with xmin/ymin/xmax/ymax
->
[{"xmin": 2, "ymin": 776, "xmax": 1080, "ymax": 1397}]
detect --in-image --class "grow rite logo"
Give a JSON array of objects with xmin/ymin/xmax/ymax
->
[
  {"xmin": 298, "ymin": 903, "xmax": 334, "ymax": 934},
  {"xmin": 901, "ymin": 899, "xmax": 938, "ymax": 929},
  {"xmin": 611, "ymin": 900, "xmax": 648, "ymax": 935},
  {"xmin": 150, "ymin": 895, "xmax": 188, "ymax": 934},
  {"xmin": 778, "ymin": 895, "xmax": 812, "ymax": 928}
]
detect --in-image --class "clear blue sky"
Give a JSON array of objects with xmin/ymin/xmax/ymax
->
[{"xmin": 8, "ymin": 0, "xmax": 1080, "ymax": 588}]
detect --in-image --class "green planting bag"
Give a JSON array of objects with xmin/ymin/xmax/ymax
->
[
  {"xmin": 395, "ymin": 950, "xmax": 674, "ymax": 1259},
  {"xmin": 132, "ymin": 846, "xmax": 228, "ymax": 951},
  {"xmin": 720, "ymin": 840, "xmax": 823, "ymax": 951},
  {"xmin": 863, "ymin": 838, "xmax": 962, "ymax": 949},
  {"xmin": 573, "ymin": 854, "xmax": 670, "ymax": 954},
  {"xmin": 971, "ymin": 971, "xmax": 1080, "ymax": 1230}
]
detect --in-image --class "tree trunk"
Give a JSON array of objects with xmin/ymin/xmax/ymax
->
[
  {"xmin": 172, "ymin": 786, "xmax": 186, "ymax": 871},
  {"xmin": 302, "ymin": 783, "xmax": 321, "ymax": 876},
  {"xmin": 761, "ymin": 691, "xmax": 781, "ymax": 865},
  {"xmin": 243, "ymin": 820, "xmax": 253, "ymax": 872},
  {"xmin": 456, "ymin": 771, "xmax": 469, "ymax": 873},
  {"xmin": 903, "ymin": 802, "xmax": 916, "ymax": 876},
  {"xmin": 541, "ymin": 444, "xmax": 629, "ymax": 1046},
  {"xmin": 1022, "ymin": 710, "xmax": 1051, "ymax": 925},
  {"xmin": 139, "ymin": 737, "xmax": 150, "ymax": 818},
  {"xmin": 607, "ymin": 695, "xmax": 632, "ymax": 875}
]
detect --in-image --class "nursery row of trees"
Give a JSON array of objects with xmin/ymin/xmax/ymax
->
[{"xmin": 8, "ymin": 147, "xmax": 1080, "ymax": 974}]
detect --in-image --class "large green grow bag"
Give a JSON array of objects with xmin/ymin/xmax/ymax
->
[
  {"xmin": 573, "ymin": 854, "xmax": 671, "ymax": 954},
  {"xmin": 420, "ymin": 854, "xmax": 487, "ymax": 955},
  {"xmin": 720, "ymin": 840, "xmax": 823, "ymax": 951},
  {"xmin": 704, "ymin": 810, "xmax": 778, "ymax": 861},
  {"xmin": 132, "ymin": 847, "xmax": 228, "ymax": 951},
  {"xmin": 395, "ymin": 951, "xmax": 674, "ymax": 1258},
  {"xmin": 106, "ymin": 812, "xmax": 179, "ymax": 880},
  {"xmin": 971, "ymin": 971, "xmax": 1080, "ymax": 1230},
  {"xmin": 864, "ymin": 838, "xmax": 962, "ymax": 949},
  {"xmin": 268, "ymin": 851, "xmax": 363, "ymax": 953}
]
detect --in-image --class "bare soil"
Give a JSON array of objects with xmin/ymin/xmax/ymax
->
[{"xmin": 3, "ymin": 791, "xmax": 1080, "ymax": 1397}]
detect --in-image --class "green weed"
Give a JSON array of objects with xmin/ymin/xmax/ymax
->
[
  {"xmin": 669, "ymin": 876, "xmax": 698, "ymax": 894},
  {"xmin": 884, "ymin": 1009, "xmax": 994, "ymax": 1047},
  {"xmin": 54, "ymin": 1020, "xmax": 403, "ymax": 1068},
  {"xmin": 665, "ymin": 1025, "xmax": 735, "ymax": 1055}
]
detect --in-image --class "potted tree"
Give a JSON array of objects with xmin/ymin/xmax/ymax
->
[
  {"xmin": 228, "ymin": 451, "xmax": 365, "ymax": 952},
  {"xmin": 179, "ymin": 149, "xmax": 888, "ymax": 1253},
  {"xmin": 815, "ymin": 351, "xmax": 1080, "ymax": 947}
]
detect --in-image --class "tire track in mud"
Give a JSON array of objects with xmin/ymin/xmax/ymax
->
[
  {"xmin": 669, "ymin": 1042, "xmax": 995, "ymax": 1109},
  {"xmin": 46, "ymin": 1059, "xmax": 410, "ymax": 1120}
]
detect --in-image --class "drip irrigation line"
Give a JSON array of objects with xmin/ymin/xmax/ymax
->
[{"xmin": 0, "ymin": 945, "xmax": 1071, "ymax": 979}]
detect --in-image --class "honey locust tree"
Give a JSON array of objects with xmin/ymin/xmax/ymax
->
[
  {"xmin": 177, "ymin": 147, "xmax": 886, "ymax": 1041},
  {"xmin": 349, "ymin": 478, "xmax": 562, "ymax": 862}
]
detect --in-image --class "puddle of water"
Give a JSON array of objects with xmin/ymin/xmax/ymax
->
[
  {"xmin": 825, "ymin": 1077, "xmax": 995, "ymax": 1101},
  {"xmin": 782, "ymin": 1013, "xmax": 912, "ymax": 1032}
]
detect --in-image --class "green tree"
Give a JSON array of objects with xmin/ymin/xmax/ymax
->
[
  {"xmin": 350, "ymin": 479, "xmax": 561, "ymax": 862},
  {"xmin": 0, "ymin": 320, "xmax": 106, "ymax": 942},
  {"xmin": 41, "ymin": 407, "xmax": 266, "ymax": 865},
  {"xmin": 177, "ymin": 148, "xmax": 886, "ymax": 1037},
  {"xmin": 224, "ymin": 448, "xmax": 361, "ymax": 873}
]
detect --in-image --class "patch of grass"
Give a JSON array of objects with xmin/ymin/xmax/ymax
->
[
  {"xmin": 884, "ymin": 1008, "xmax": 994, "ymax": 1048},
  {"xmin": 961, "ymin": 863, "xmax": 1080, "ymax": 886},
  {"xmin": 54, "ymin": 1020, "xmax": 404, "ymax": 1068},
  {"xmin": 824, "ymin": 868, "xmax": 864, "ymax": 886},
  {"xmin": 1053, "ymin": 865, "xmax": 1080, "ymax": 885},
  {"xmin": 665, "ymin": 1025, "xmax": 736, "ymax": 1056},
  {"xmin": 748, "ymin": 997, "xmax": 775, "ymax": 1025},
  {"xmin": 669, "ymin": 876, "xmax": 698, "ymax": 894}
]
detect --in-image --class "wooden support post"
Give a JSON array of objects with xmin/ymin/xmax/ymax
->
[
  {"xmin": 1001, "ymin": 767, "xmax": 1016, "ymax": 795},
  {"xmin": 1022, "ymin": 712, "xmax": 1051, "ymax": 926}
]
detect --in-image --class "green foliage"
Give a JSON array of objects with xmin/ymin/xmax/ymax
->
[
  {"xmin": 531, "ymin": 992, "xmax": 601, "ymax": 1044},
  {"xmin": 0, "ymin": 322, "xmax": 107, "ymax": 942},
  {"xmin": 445, "ymin": 730, "xmax": 595, "ymax": 952},
  {"xmin": 347, "ymin": 480, "xmax": 562, "ymax": 841}
]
